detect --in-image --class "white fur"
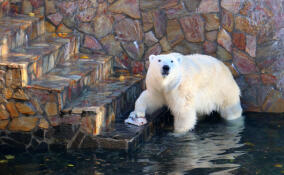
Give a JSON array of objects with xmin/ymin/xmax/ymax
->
[{"xmin": 128, "ymin": 53, "xmax": 242, "ymax": 133}]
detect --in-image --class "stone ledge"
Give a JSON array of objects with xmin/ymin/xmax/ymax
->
[
  {"xmin": 0, "ymin": 14, "xmax": 45, "ymax": 56},
  {"xmin": 70, "ymin": 108, "xmax": 169, "ymax": 152},
  {"xmin": 62, "ymin": 71, "xmax": 144, "ymax": 134},
  {"xmin": 0, "ymin": 33, "xmax": 78, "ymax": 86},
  {"xmin": 27, "ymin": 53, "xmax": 113, "ymax": 110}
]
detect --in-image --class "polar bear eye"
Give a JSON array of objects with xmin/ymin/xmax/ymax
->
[
  {"xmin": 158, "ymin": 59, "xmax": 161, "ymax": 62},
  {"xmin": 171, "ymin": 60, "xmax": 173, "ymax": 63}
]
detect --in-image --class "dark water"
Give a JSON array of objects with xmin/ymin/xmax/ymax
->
[{"xmin": 0, "ymin": 112, "xmax": 284, "ymax": 175}]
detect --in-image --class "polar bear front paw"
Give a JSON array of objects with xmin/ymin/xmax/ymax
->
[{"xmin": 124, "ymin": 111, "xmax": 147, "ymax": 126}]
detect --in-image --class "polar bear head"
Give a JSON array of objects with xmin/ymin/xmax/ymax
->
[
  {"xmin": 147, "ymin": 53, "xmax": 183, "ymax": 91},
  {"xmin": 148, "ymin": 53, "xmax": 182, "ymax": 78}
]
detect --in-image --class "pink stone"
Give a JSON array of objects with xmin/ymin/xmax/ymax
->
[
  {"xmin": 235, "ymin": 16, "xmax": 257, "ymax": 35},
  {"xmin": 167, "ymin": 19, "xmax": 184, "ymax": 47},
  {"xmin": 109, "ymin": 0, "xmax": 140, "ymax": 19},
  {"xmin": 180, "ymin": 15, "xmax": 205, "ymax": 42},
  {"xmin": 198, "ymin": 0, "xmax": 219, "ymax": 13},
  {"xmin": 78, "ymin": 23, "xmax": 93, "ymax": 34},
  {"xmin": 206, "ymin": 31, "xmax": 218, "ymax": 41},
  {"xmin": 57, "ymin": 1, "xmax": 77, "ymax": 15},
  {"xmin": 113, "ymin": 14, "xmax": 126, "ymax": 22},
  {"xmin": 78, "ymin": 0, "xmax": 92, "ymax": 10},
  {"xmin": 142, "ymin": 11, "xmax": 153, "ymax": 31},
  {"xmin": 221, "ymin": 0, "xmax": 241, "ymax": 14},
  {"xmin": 217, "ymin": 29, "xmax": 232, "ymax": 52},
  {"xmin": 84, "ymin": 35, "xmax": 102, "ymax": 50},
  {"xmin": 153, "ymin": 10, "xmax": 167, "ymax": 39},
  {"xmin": 165, "ymin": 4, "xmax": 189, "ymax": 20},
  {"xmin": 47, "ymin": 13, "xmax": 63, "ymax": 26},
  {"xmin": 145, "ymin": 31, "xmax": 158, "ymax": 47},
  {"xmin": 30, "ymin": 0, "xmax": 44, "ymax": 9},
  {"xmin": 76, "ymin": 8, "xmax": 96, "ymax": 22},
  {"xmin": 222, "ymin": 9, "xmax": 234, "ymax": 32},
  {"xmin": 122, "ymin": 41, "xmax": 144, "ymax": 60},
  {"xmin": 131, "ymin": 61, "xmax": 144, "ymax": 74},
  {"xmin": 203, "ymin": 41, "xmax": 216, "ymax": 54},
  {"xmin": 246, "ymin": 35, "xmax": 256, "ymax": 57},
  {"xmin": 261, "ymin": 74, "xmax": 277, "ymax": 85},
  {"xmin": 144, "ymin": 43, "xmax": 162, "ymax": 61},
  {"xmin": 202, "ymin": 13, "xmax": 220, "ymax": 31},
  {"xmin": 160, "ymin": 0, "xmax": 179, "ymax": 9},
  {"xmin": 96, "ymin": 1, "xmax": 108, "ymax": 15},
  {"xmin": 115, "ymin": 53, "xmax": 131, "ymax": 69},
  {"xmin": 233, "ymin": 33, "xmax": 245, "ymax": 50},
  {"xmin": 93, "ymin": 15, "xmax": 113, "ymax": 38},
  {"xmin": 244, "ymin": 74, "xmax": 261, "ymax": 86},
  {"xmin": 233, "ymin": 49, "xmax": 257, "ymax": 74},
  {"xmin": 101, "ymin": 35, "xmax": 122, "ymax": 56},
  {"xmin": 114, "ymin": 18, "xmax": 143, "ymax": 41}
]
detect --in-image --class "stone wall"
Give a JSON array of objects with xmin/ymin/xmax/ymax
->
[
  {"xmin": 9, "ymin": 0, "xmax": 284, "ymax": 112},
  {"xmin": 0, "ymin": 0, "xmax": 10, "ymax": 17}
]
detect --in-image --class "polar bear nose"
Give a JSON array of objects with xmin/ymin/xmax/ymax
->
[{"xmin": 163, "ymin": 65, "xmax": 170, "ymax": 72}]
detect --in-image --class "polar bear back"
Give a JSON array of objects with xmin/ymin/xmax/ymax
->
[{"xmin": 178, "ymin": 54, "xmax": 240, "ymax": 114}]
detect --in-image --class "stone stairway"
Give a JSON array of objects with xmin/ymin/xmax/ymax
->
[{"xmin": 0, "ymin": 12, "xmax": 167, "ymax": 153}]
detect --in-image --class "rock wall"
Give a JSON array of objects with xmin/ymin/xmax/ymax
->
[
  {"xmin": 0, "ymin": 0, "xmax": 10, "ymax": 17},
  {"xmin": 9, "ymin": 0, "xmax": 284, "ymax": 112}
]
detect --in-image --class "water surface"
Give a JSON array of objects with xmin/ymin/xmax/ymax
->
[{"xmin": 0, "ymin": 112, "xmax": 284, "ymax": 175}]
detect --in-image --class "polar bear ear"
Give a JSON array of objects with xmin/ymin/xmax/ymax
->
[
  {"xmin": 177, "ymin": 57, "xmax": 182, "ymax": 63},
  {"xmin": 149, "ymin": 55, "xmax": 156, "ymax": 62},
  {"xmin": 173, "ymin": 53, "xmax": 182, "ymax": 63}
]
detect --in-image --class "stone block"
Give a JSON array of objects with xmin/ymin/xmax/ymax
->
[
  {"xmin": 109, "ymin": 0, "xmax": 140, "ymax": 19},
  {"xmin": 9, "ymin": 117, "xmax": 39, "ymax": 131},
  {"xmin": 180, "ymin": 15, "xmax": 205, "ymax": 42},
  {"xmin": 15, "ymin": 102, "xmax": 36, "ymax": 115},
  {"xmin": 217, "ymin": 29, "xmax": 232, "ymax": 53},
  {"xmin": 167, "ymin": 20, "xmax": 184, "ymax": 47},
  {"xmin": 6, "ymin": 102, "xmax": 19, "ymax": 118}
]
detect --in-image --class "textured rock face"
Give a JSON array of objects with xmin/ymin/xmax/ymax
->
[
  {"xmin": 0, "ymin": 0, "xmax": 282, "ymax": 153},
  {"xmin": 109, "ymin": 0, "xmax": 140, "ymax": 19},
  {"xmin": 114, "ymin": 18, "xmax": 143, "ymax": 42},
  {"xmin": 180, "ymin": 15, "xmax": 205, "ymax": 42}
]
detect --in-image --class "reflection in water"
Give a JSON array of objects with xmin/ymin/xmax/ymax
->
[
  {"xmin": 139, "ymin": 116, "xmax": 245, "ymax": 174},
  {"xmin": 3, "ymin": 114, "xmax": 284, "ymax": 175}
]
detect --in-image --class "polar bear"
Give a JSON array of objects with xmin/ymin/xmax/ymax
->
[{"xmin": 125, "ymin": 53, "xmax": 242, "ymax": 133}]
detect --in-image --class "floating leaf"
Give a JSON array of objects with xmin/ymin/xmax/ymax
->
[
  {"xmin": 5, "ymin": 155, "xmax": 15, "ymax": 160},
  {"xmin": 67, "ymin": 163, "xmax": 75, "ymax": 167},
  {"xmin": 0, "ymin": 159, "xmax": 8, "ymax": 163},
  {"xmin": 281, "ymin": 170, "xmax": 284, "ymax": 174},
  {"xmin": 58, "ymin": 33, "xmax": 68, "ymax": 38},
  {"xmin": 119, "ymin": 75, "xmax": 125, "ymax": 81},
  {"xmin": 80, "ymin": 55, "xmax": 89, "ymax": 59},
  {"xmin": 274, "ymin": 164, "xmax": 283, "ymax": 168},
  {"xmin": 245, "ymin": 142, "xmax": 255, "ymax": 146}
]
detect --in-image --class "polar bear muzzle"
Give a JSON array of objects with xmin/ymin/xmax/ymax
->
[{"xmin": 162, "ymin": 65, "xmax": 170, "ymax": 76}]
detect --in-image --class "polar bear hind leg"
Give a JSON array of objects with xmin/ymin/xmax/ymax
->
[{"xmin": 220, "ymin": 99, "xmax": 242, "ymax": 120}]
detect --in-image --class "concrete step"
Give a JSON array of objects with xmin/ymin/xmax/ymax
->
[
  {"xmin": 61, "ymin": 70, "xmax": 144, "ymax": 135},
  {"xmin": 0, "ymin": 14, "xmax": 45, "ymax": 56},
  {"xmin": 0, "ymin": 33, "xmax": 78, "ymax": 87},
  {"xmin": 26, "ymin": 53, "xmax": 113, "ymax": 112}
]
